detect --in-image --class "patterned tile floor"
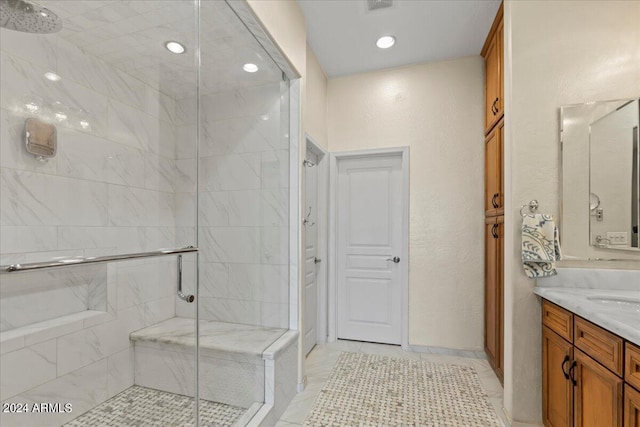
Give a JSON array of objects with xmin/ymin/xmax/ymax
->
[
  {"xmin": 64, "ymin": 386, "xmax": 246, "ymax": 427},
  {"xmin": 277, "ymin": 341, "xmax": 506, "ymax": 427}
]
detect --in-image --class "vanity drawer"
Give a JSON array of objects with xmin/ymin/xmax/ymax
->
[
  {"xmin": 542, "ymin": 300, "xmax": 573, "ymax": 342},
  {"xmin": 626, "ymin": 342, "xmax": 640, "ymax": 391},
  {"xmin": 574, "ymin": 317, "xmax": 624, "ymax": 376}
]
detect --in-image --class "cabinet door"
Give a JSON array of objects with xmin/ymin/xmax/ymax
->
[
  {"xmin": 625, "ymin": 384, "xmax": 640, "ymax": 427},
  {"xmin": 484, "ymin": 28, "xmax": 501, "ymax": 131},
  {"xmin": 484, "ymin": 217, "xmax": 499, "ymax": 370},
  {"xmin": 574, "ymin": 349, "xmax": 623, "ymax": 427},
  {"xmin": 485, "ymin": 216, "xmax": 504, "ymax": 383},
  {"xmin": 495, "ymin": 216, "xmax": 504, "ymax": 382},
  {"xmin": 496, "ymin": 18, "xmax": 504, "ymax": 119},
  {"xmin": 542, "ymin": 326, "xmax": 573, "ymax": 427},
  {"xmin": 485, "ymin": 120, "xmax": 504, "ymax": 216}
]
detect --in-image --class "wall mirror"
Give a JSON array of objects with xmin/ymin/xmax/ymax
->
[{"xmin": 560, "ymin": 98, "xmax": 640, "ymax": 260}]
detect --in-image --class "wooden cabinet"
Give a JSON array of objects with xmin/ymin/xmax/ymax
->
[
  {"xmin": 485, "ymin": 216, "xmax": 503, "ymax": 382},
  {"xmin": 483, "ymin": 2, "xmax": 504, "ymax": 384},
  {"xmin": 575, "ymin": 317, "xmax": 624, "ymax": 376},
  {"xmin": 482, "ymin": 3, "xmax": 504, "ymax": 133},
  {"xmin": 625, "ymin": 385, "xmax": 640, "ymax": 427},
  {"xmin": 541, "ymin": 298, "xmax": 638, "ymax": 427},
  {"xmin": 542, "ymin": 300, "xmax": 574, "ymax": 342},
  {"xmin": 485, "ymin": 119, "xmax": 504, "ymax": 216},
  {"xmin": 574, "ymin": 349, "xmax": 623, "ymax": 427},
  {"xmin": 543, "ymin": 325, "xmax": 574, "ymax": 427},
  {"xmin": 626, "ymin": 343, "xmax": 640, "ymax": 391}
]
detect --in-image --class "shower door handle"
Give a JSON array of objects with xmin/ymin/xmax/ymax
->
[{"xmin": 177, "ymin": 255, "xmax": 195, "ymax": 303}]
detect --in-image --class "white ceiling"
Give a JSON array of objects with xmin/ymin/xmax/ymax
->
[{"xmin": 297, "ymin": 0, "xmax": 501, "ymax": 77}]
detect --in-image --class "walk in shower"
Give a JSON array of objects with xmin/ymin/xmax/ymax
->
[{"xmin": 0, "ymin": 1, "xmax": 297, "ymax": 425}]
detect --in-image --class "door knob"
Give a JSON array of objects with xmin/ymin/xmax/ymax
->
[
  {"xmin": 386, "ymin": 256, "xmax": 400, "ymax": 263},
  {"xmin": 314, "ymin": 257, "xmax": 321, "ymax": 264}
]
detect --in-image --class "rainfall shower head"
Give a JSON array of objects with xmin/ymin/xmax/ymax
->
[{"xmin": 0, "ymin": 0, "xmax": 62, "ymax": 33}]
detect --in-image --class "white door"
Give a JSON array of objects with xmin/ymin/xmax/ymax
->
[
  {"xmin": 304, "ymin": 150, "xmax": 319, "ymax": 355},
  {"xmin": 336, "ymin": 154, "xmax": 403, "ymax": 344}
]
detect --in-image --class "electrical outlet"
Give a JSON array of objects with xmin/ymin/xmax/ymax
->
[{"xmin": 606, "ymin": 232, "xmax": 628, "ymax": 245}]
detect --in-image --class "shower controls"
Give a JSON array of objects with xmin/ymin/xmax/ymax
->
[{"xmin": 25, "ymin": 118, "xmax": 56, "ymax": 161}]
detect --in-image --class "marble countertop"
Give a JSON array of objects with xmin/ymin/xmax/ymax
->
[{"xmin": 534, "ymin": 287, "xmax": 640, "ymax": 346}]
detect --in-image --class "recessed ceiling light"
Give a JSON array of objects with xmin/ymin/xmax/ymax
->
[
  {"xmin": 243, "ymin": 63, "xmax": 259, "ymax": 73},
  {"xmin": 44, "ymin": 72, "xmax": 61, "ymax": 81},
  {"xmin": 165, "ymin": 41, "xmax": 185, "ymax": 54},
  {"xmin": 376, "ymin": 35, "xmax": 396, "ymax": 49}
]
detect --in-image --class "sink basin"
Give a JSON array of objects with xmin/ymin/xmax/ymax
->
[{"xmin": 586, "ymin": 295, "xmax": 640, "ymax": 312}]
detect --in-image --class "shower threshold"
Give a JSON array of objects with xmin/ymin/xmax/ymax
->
[{"xmin": 63, "ymin": 385, "xmax": 246, "ymax": 427}]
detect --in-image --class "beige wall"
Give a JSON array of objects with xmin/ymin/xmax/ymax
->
[
  {"xmin": 305, "ymin": 45, "xmax": 328, "ymax": 150},
  {"xmin": 503, "ymin": 1, "xmax": 640, "ymax": 424},
  {"xmin": 328, "ymin": 57, "xmax": 486, "ymax": 350}
]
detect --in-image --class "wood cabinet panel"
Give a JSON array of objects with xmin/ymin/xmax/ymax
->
[
  {"xmin": 542, "ymin": 300, "xmax": 574, "ymax": 343},
  {"xmin": 496, "ymin": 217, "xmax": 504, "ymax": 382},
  {"xmin": 574, "ymin": 349, "xmax": 623, "ymax": 427},
  {"xmin": 575, "ymin": 317, "xmax": 624, "ymax": 377},
  {"xmin": 542, "ymin": 326, "xmax": 573, "ymax": 427},
  {"xmin": 482, "ymin": 3, "xmax": 503, "ymax": 386},
  {"xmin": 626, "ymin": 342, "xmax": 640, "ymax": 392},
  {"xmin": 484, "ymin": 216, "xmax": 503, "ymax": 383},
  {"xmin": 485, "ymin": 119, "xmax": 504, "ymax": 216},
  {"xmin": 625, "ymin": 384, "xmax": 640, "ymax": 427},
  {"xmin": 481, "ymin": 5, "xmax": 503, "ymax": 133}
]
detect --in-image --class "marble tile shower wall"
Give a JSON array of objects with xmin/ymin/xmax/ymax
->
[
  {"xmin": 174, "ymin": 83, "xmax": 290, "ymax": 329},
  {"xmin": 0, "ymin": 29, "xmax": 195, "ymax": 424}
]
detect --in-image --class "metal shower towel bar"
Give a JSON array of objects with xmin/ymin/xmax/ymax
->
[
  {"xmin": 1, "ymin": 246, "xmax": 198, "ymax": 273},
  {"xmin": 520, "ymin": 200, "xmax": 540, "ymax": 217}
]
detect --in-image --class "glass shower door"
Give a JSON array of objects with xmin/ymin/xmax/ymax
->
[
  {"xmin": 195, "ymin": 0, "xmax": 292, "ymax": 424},
  {"xmin": 0, "ymin": 0, "xmax": 201, "ymax": 425}
]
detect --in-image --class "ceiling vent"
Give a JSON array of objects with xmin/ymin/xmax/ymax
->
[{"xmin": 366, "ymin": 0, "xmax": 393, "ymax": 12}]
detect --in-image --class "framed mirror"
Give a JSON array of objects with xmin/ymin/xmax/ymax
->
[{"xmin": 560, "ymin": 98, "xmax": 640, "ymax": 260}]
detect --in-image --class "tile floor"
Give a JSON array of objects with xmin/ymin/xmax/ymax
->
[
  {"xmin": 276, "ymin": 340, "xmax": 507, "ymax": 427},
  {"xmin": 63, "ymin": 385, "xmax": 246, "ymax": 427}
]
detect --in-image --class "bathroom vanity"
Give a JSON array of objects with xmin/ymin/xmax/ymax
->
[{"xmin": 534, "ymin": 286, "xmax": 640, "ymax": 427}]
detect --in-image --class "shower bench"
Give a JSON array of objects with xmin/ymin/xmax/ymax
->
[{"xmin": 130, "ymin": 317, "xmax": 297, "ymax": 415}]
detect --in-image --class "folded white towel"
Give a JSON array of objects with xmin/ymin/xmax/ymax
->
[{"xmin": 522, "ymin": 214, "xmax": 562, "ymax": 278}]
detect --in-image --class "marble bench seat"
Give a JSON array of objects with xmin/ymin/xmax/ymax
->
[
  {"xmin": 130, "ymin": 317, "xmax": 286, "ymax": 358},
  {"xmin": 130, "ymin": 317, "xmax": 289, "ymax": 409}
]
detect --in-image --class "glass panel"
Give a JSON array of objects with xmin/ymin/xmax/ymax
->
[
  {"xmin": 196, "ymin": 0, "xmax": 290, "ymax": 422},
  {"xmin": 0, "ymin": 1, "xmax": 199, "ymax": 425}
]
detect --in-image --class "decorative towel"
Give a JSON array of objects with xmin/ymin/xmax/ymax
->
[{"xmin": 522, "ymin": 214, "xmax": 562, "ymax": 278}]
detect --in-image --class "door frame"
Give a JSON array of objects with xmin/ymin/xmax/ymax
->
[
  {"xmin": 328, "ymin": 147, "xmax": 410, "ymax": 350},
  {"xmin": 304, "ymin": 134, "xmax": 329, "ymax": 347}
]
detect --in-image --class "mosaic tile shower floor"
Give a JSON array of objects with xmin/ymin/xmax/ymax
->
[
  {"xmin": 303, "ymin": 352, "xmax": 502, "ymax": 427},
  {"xmin": 63, "ymin": 386, "xmax": 246, "ymax": 427}
]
